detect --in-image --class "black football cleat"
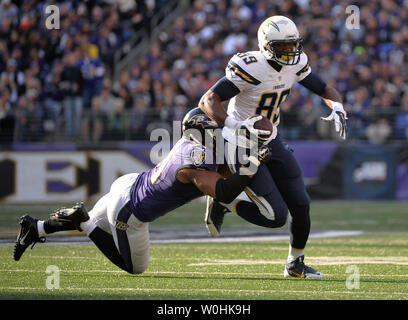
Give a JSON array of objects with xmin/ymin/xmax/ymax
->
[
  {"xmin": 14, "ymin": 215, "xmax": 45, "ymax": 261},
  {"xmin": 284, "ymin": 255, "xmax": 323, "ymax": 279},
  {"xmin": 50, "ymin": 202, "xmax": 89, "ymax": 231},
  {"xmin": 205, "ymin": 196, "xmax": 229, "ymax": 237}
]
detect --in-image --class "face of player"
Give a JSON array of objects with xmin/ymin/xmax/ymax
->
[
  {"xmin": 273, "ymin": 42, "xmax": 296, "ymax": 55},
  {"xmin": 271, "ymin": 41, "xmax": 298, "ymax": 63}
]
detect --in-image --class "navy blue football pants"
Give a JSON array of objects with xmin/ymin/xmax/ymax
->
[{"xmin": 229, "ymin": 133, "xmax": 311, "ymax": 249}]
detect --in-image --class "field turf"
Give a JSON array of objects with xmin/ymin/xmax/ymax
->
[{"xmin": 0, "ymin": 200, "xmax": 407, "ymax": 301}]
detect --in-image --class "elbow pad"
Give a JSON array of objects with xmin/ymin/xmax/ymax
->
[{"xmin": 215, "ymin": 173, "xmax": 251, "ymax": 204}]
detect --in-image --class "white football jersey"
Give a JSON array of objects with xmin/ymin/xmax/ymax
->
[{"xmin": 222, "ymin": 50, "xmax": 311, "ymax": 143}]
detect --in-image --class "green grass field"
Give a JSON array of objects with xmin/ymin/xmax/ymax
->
[{"xmin": 1, "ymin": 200, "xmax": 408, "ymax": 300}]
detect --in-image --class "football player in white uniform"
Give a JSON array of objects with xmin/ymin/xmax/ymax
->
[{"xmin": 199, "ymin": 16, "xmax": 348, "ymax": 279}]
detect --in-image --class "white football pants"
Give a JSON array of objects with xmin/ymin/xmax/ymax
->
[{"xmin": 87, "ymin": 173, "xmax": 150, "ymax": 274}]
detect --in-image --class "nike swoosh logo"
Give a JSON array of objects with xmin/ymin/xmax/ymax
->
[{"xmin": 19, "ymin": 231, "xmax": 29, "ymax": 245}]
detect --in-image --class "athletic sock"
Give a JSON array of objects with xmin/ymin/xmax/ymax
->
[
  {"xmin": 287, "ymin": 244, "xmax": 304, "ymax": 263},
  {"xmin": 37, "ymin": 221, "xmax": 47, "ymax": 237}
]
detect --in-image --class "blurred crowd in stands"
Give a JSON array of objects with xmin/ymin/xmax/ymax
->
[{"xmin": 0, "ymin": 0, "xmax": 408, "ymax": 144}]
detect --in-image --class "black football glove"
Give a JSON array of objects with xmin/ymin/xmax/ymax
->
[
  {"xmin": 239, "ymin": 145, "xmax": 271, "ymax": 175},
  {"xmin": 255, "ymin": 145, "xmax": 272, "ymax": 164}
]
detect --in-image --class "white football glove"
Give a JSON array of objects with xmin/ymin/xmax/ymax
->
[
  {"xmin": 225, "ymin": 115, "xmax": 271, "ymax": 137},
  {"xmin": 320, "ymin": 100, "xmax": 348, "ymax": 140}
]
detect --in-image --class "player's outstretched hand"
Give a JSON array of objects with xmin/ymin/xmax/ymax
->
[{"xmin": 320, "ymin": 101, "xmax": 348, "ymax": 140}]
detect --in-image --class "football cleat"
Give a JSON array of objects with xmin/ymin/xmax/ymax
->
[
  {"xmin": 14, "ymin": 215, "xmax": 45, "ymax": 261},
  {"xmin": 205, "ymin": 196, "xmax": 229, "ymax": 237},
  {"xmin": 284, "ymin": 255, "xmax": 323, "ymax": 279},
  {"xmin": 50, "ymin": 202, "xmax": 89, "ymax": 231}
]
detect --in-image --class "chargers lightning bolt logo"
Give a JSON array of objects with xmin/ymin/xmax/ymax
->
[{"xmin": 267, "ymin": 21, "xmax": 280, "ymax": 32}]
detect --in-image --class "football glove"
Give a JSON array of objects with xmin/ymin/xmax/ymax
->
[
  {"xmin": 320, "ymin": 100, "xmax": 348, "ymax": 140},
  {"xmin": 225, "ymin": 115, "xmax": 271, "ymax": 137},
  {"xmin": 240, "ymin": 145, "xmax": 271, "ymax": 175}
]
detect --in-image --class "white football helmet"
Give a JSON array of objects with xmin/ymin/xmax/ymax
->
[{"xmin": 257, "ymin": 16, "xmax": 303, "ymax": 65}]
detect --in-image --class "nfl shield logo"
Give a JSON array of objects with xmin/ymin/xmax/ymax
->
[
  {"xmin": 116, "ymin": 220, "xmax": 129, "ymax": 231},
  {"xmin": 190, "ymin": 146, "xmax": 206, "ymax": 166}
]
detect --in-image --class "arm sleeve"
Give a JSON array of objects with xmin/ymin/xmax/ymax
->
[
  {"xmin": 298, "ymin": 72, "xmax": 327, "ymax": 96},
  {"xmin": 210, "ymin": 77, "xmax": 240, "ymax": 101},
  {"xmin": 215, "ymin": 173, "xmax": 251, "ymax": 204}
]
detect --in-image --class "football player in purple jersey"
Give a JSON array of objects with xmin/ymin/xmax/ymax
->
[{"xmin": 13, "ymin": 108, "xmax": 271, "ymax": 274}]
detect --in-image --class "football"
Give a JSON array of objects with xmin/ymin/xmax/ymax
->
[{"xmin": 248, "ymin": 114, "xmax": 273, "ymax": 140}]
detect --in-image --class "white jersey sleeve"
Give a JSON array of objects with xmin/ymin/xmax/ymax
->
[
  {"xmin": 294, "ymin": 52, "xmax": 312, "ymax": 82},
  {"xmin": 225, "ymin": 53, "xmax": 262, "ymax": 92}
]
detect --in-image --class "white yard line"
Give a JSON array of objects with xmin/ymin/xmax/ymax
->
[
  {"xmin": 187, "ymin": 256, "xmax": 408, "ymax": 266},
  {"xmin": 1, "ymin": 269, "xmax": 408, "ymax": 278},
  {"xmin": 150, "ymin": 230, "xmax": 364, "ymax": 243},
  {"xmin": 1, "ymin": 286, "xmax": 407, "ymax": 297},
  {"xmin": 0, "ymin": 230, "xmax": 364, "ymax": 244}
]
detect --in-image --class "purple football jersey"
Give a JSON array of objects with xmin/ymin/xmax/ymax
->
[{"xmin": 129, "ymin": 139, "xmax": 218, "ymax": 222}]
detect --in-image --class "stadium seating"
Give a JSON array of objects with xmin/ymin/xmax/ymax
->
[{"xmin": 0, "ymin": 0, "xmax": 407, "ymax": 143}]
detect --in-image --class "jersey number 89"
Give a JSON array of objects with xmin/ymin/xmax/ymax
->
[{"xmin": 256, "ymin": 89, "xmax": 291, "ymax": 124}]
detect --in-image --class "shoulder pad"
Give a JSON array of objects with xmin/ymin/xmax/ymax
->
[
  {"xmin": 295, "ymin": 52, "xmax": 311, "ymax": 76},
  {"xmin": 227, "ymin": 53, "xmax": 261, "ymax": 85}
]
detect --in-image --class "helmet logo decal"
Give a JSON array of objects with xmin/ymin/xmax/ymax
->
[
  {"xmin": 188, "ymin": 115, "xmax": 218, "ymax": 129},
  {"xmin": 266, "ymin": 21, "xmax": 280, "ymax": 32}
]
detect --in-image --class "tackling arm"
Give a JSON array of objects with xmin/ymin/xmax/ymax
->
[
  {"xmin": 177, "ymin": 146, "xmax": 271, "ymax": 203},
  {"xmin": 177, "ymin": 169, "xmax": 252, "ymax": 204}
]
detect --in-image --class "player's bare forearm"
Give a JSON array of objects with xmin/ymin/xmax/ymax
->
[
  {"xmin": 177, "ymin": 168, "xmax": 224, "ymax": 198},
  {"xmin": 320, "ymin": 85, "xmax": 343, "ymax": 104},
  {"xmin": 177, "ymin": 168, "xmax": 254, "ymax": 202},
  {"xmin": 199, "ymin": 90, "xmax": 227, "ymax": 125}
]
